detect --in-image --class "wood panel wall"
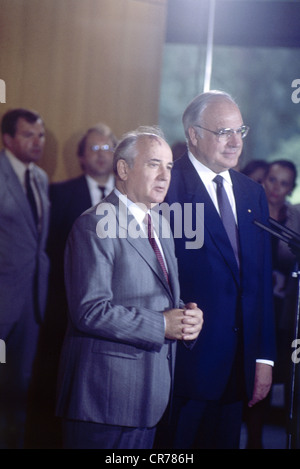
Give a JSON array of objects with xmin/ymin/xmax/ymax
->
[{"xmin": 0, "ymin": 0, "xmax": 168, "ymax": 181}]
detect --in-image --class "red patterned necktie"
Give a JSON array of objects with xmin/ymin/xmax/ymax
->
[{"xmin": 145, "ymin": 213, "xmax": 169, "ymax": 284}]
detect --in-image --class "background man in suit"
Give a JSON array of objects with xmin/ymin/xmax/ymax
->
[
  {"xmin": 28, "ymin": 123, "xmax": 118, "ymax": 448},
  {"xmin": 47, "ymin": 122, "xmax": 117, "ymax": 289},
  {"xmin": 0, "ymin": 108, "xmax": 50, "ymax": 448},
  {"xmin": 48, "ymin": 122, "xmax": 117, "ymax": 256},
  {"xmin": 47, "ymin": 123, "xmax": 117, "ymax": 326},
  {"xmin": 55, "ymin": 126, "xmax": 203, "ymax": 449},
  {"xmin": 165, "ymin": 91, "xmax": 276, "ymax": 449}
]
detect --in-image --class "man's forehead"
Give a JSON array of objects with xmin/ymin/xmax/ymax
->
[
  {"xmin": 87, "ymin": 130, "xmax": 111, "ymax": 141},
  {"xmin": 203, "ymin": 100, "xmax": 242, "ymax": 123},
  {"xmin": 138, "ymin": 134, "xmax": 164, "ymax": 146},
  {"xmin": 137, "ymin": 136, "xmax": 171, "ymax": 158},
  {"xmin": 16, "ymin": 117, "xmax": 44, "ymax": 131}
]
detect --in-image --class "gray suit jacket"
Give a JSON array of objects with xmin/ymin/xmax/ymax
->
[
  {"xmin": 56, "ymin": 191, "xmax": 181, "ymax": 428},
  {"xmin": 0, "ymin": 150, "xmax": 50, "ymax": 324}
]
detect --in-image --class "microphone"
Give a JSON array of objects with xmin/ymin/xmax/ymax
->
[{"xmin": 254, "ymin": 217, "xmax": 300, "ymax": 259}]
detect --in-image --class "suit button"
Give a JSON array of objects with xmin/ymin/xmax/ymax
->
[{"xmin": 233, "ymin": 327, "xmax": 239, "ymax": 333}]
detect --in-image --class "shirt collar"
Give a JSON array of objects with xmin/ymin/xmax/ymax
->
[
  {"xmin": 5, "ymin": 149, "xmax": 34, "ymax": 189},
  {"xmin": 188, "ymin": 151, "xmax": 233, "ymax": 187},
  {"xmin": 114, "ymin": 188, "xmax": 148, "ymax": 228},
  {"xmin": 86, "ymin": 173, "xmax": 115, "ymax": 190}
]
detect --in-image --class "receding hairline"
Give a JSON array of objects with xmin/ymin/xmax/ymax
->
[
  {"xmin": 182, "ymin": 91, "xmax": 239, "ymax": 138},
  {"xmin": 113, "ymin": 127, "xmax": 170, "ymax": 176},
  {"xmin": 136, "ymin": 133, "xmax": 166, "ymax": 146}
]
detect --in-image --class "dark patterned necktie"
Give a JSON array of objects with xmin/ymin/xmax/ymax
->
[
  {"xmin": 213, "ymin": 175, "xmax": 240, "ymax": 267},
  {"xmin": 25, "ymin": 169, "xmax": 38, "ymax": 224},
  {"xmin": 145, "ymin": 213, "xmax": 169, "ymax": 283}
]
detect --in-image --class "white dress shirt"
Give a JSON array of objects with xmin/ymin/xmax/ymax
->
[
  {"xmin": 188, "ymin": 151, "xmax": 273, "ymax": 367},
  {"xmin": 188, "ymin": 151, "xmax": 238, "ymax": 224},
  {"xmin": 86, "ymin": 173, "xmax": 115, "ymax": 206},
  {"xmin": 114, "ymin": 188, "xmax": 168, "ymax": 272},
  {"xmin": 5, "ymin": 149, "xmax": 42, "ymax": 220}
]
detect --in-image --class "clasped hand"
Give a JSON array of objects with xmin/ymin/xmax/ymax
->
[{"xmin": 163, "ymin": 302, "xmax": 204, "ymax": 341}]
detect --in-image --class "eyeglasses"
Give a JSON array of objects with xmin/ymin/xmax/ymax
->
[
  {"xmin": 90, "ymin": 144, "xmax": 114, "ymax": 152},
  {"xmin": 194, "ymin": 125, "xmax": 250, "ymax": 140}
]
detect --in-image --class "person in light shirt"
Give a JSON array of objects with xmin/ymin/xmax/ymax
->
[
  {"xmin": 34, "ymin": 123, "xmax": 118, "ymax": 448},
  {"xmin": 164, "ymin": 90, "xmax": 276, "ymax": 449},
  {"xmin": 55, "ymin": 126, "xmax": 204, "ymax": 449},
  {"xmin": 0, "ymin": 108, "xmax": 50, "ymax": 448}
]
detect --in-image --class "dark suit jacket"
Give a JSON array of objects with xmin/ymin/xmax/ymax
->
[
  {"xmin": 46, "ymin": 175, "xmax": 93, "ymax": 329},
  {"xmin": 165, "ymin": 152, "xmax": 276, "ymax": 401},
  {"xmin": 47, "ymin": 174, "xmax": 92, "ymax": 267},
  {"xmin": 56, "ymin": 191, "xmax": 181, "ymax": 427},
  {"xmin": 0, "ymin": 150, "xmax": 50, "ymax": 326}
]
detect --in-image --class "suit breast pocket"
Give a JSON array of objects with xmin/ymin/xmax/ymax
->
[{"xmin": 92, "ymin": 339, "xmax": 142, "ymax": 360}]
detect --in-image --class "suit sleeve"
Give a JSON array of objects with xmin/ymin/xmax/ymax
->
[{"xmin": 257, "ymin": 186, "xmax": 277, "ymax": 362}]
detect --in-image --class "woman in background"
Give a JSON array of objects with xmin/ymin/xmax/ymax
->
[
  {"xmin": 264, "ymin": 159, "xmax": 300, "ymax": 338},
  {"xmin": 246, "ymin": 159, "xmax": 300, "ymax": 448}
]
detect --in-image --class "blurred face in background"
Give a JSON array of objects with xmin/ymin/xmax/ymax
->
[
  {"xmin": 263, "ymin": 163, "xmax": 295, "ymax": 208},
  {"xmin": 3, "ymin": 117, "xmax": 45, "ymax": 165},
  {"xmin": 79, "ymin": 130, "xmax": 115, "ymax": 180},
  {"xmin": 248, "ymin": 167, "xmax": 267, "ymax": 184}
]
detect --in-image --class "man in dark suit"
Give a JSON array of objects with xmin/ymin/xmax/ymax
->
[
  {"xmin": 55, "ymin": 126, "xmax": 203, "ymax": 449},
  {"xmin": 0, "ymin": 108, "xmax": 50, "ymax": 448},
  {"xmin": 47, "ymin": 122, "xmax": 117, "ymax": 327},
  {"xmin": 165, "ymin": 91, "xmax": 276, "ymax": 449},
  {"xmin": 48, "ymin": 122, "xmax": 117, "ymax": 274}
]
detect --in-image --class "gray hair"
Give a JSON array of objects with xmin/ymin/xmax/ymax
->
[
  {"xmin": 182, "ymin": 90, "xmax": 237, "ymax": 140},
  {"xmin": 113, "ymin": 125, "xmax": 166, "ymax": 175}
]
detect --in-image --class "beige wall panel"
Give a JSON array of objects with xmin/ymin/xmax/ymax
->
[{"xmin": 0, "ymin": 0, "xmax": 167, "ymax": 181}]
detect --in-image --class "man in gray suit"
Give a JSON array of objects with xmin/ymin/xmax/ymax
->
[
  {"xmin": 0, "ymin": 108, "xmax": 50, "ymax": 448},
  {"xmin": 56, "ymin": 126, "xmax": 204, "ymax": 449}
]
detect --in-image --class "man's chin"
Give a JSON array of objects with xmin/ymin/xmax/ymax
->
[
  {"xmin": 29, "ymin": 152, "xmax": 43, "ymax": 162},
  {"xmin": 153, "ymin": 196, "xmax": 167, "ymax": 206}
]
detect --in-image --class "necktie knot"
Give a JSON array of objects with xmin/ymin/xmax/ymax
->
[
  {"xmin": 98, "ymin": 186, "xmax": 106, "ymax": 200},
  {"xmin": 213, "ymin": 174, "xmax": 223, "ymax": 187}
]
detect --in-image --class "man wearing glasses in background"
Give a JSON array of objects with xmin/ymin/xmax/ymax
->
[
  {"xmin": 164, "ymin": 90, "xmax": 276, "ymax": 449},
  {"xmin": 47, "ymin": 122, "xmax": 117, "ymax": 321},
  {"xmin": 29, "ymin": 123, "xmax": 117, "ymax": 448},
  {"xmin": 48, "ymin": 122, "xmax": 117, "ymax": 248}
]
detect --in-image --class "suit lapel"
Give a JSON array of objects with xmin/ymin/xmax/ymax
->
[
  {"xmin": 0, "ymin": 152, "xmax": 38, "ymax": 237},
  {"xmin": 160, "ymin": 234, "xmax": 179, "ymax": 299},
  {"xmin": 180, "ymin": 154, "xmax": 240, "ymax": 284},
  {"xmin": 106, "ymin": 192, "xmax": 174, "ymax": 299},
  {"xmin": 230, "ymin": 169, "xmax": 259, "ymax": 276}
]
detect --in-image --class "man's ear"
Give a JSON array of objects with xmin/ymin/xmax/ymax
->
[
  {"xmin": 116, "ymin": 159, "xmax": 129, "ymax": 181},
  {"xmin": 2, "ymin": 133, "xmax": 12, "ymax": 150},
  {"xmin": 188, "ymin": 127, "xmax": 198, "ymax": 147}
]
